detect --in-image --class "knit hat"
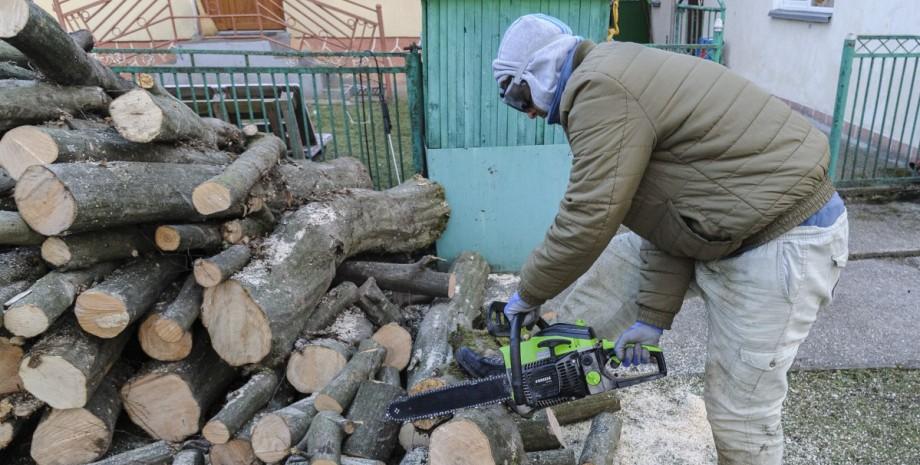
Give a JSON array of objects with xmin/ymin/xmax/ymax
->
[{"xmin": 492, "ymin": 14, "xmax": 580, "ymax": 112}]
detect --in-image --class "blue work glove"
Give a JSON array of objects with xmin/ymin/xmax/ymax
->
[
  {"xmin": 614, "ymin": 321, "xmax": 663, "ymax": 367},
  {"xmin": 504, "ymin": 291, "xmax": 541, "ymax": 328}
]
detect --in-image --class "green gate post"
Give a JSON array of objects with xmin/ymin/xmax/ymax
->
[
  {"xmin": 406, "ymin": 45, "xmax": 427, "ymax": 176},
  {"xmin": 829, "ymin": 34, "xmax": 857, "ymax": 182}
]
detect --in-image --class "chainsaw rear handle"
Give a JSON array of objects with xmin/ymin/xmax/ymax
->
[{"xmin": 607, "ymin": 344, "xmax": 668, "ymax": 388}]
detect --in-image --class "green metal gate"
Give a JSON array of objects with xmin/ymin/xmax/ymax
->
[
  {"xmin": 829, "ymin": 35, "xmax": 920, "ymax": 187},
  {"xmin": 94, "ymin": 47, "xmax": 425, "ymax": 190},
  {"xmin": 647, "ymin": 0, "xmax": 725, "ymax": 64}
]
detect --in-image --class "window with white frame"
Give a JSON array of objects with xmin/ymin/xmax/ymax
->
[
  {"xmin": 778, "ymin": 0, "xmax": 834, "ymax": 12},
  {"xmin": 771, "ymin": 0, "xmax": 833, "ymax": 22}
]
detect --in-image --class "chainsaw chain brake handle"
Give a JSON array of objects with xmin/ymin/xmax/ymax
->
[{"xmin": 486, "ymin": 300, "xmax": 547, "ymax": 337}]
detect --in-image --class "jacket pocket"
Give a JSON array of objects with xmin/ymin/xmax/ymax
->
[{"xmin": 663, "ymin": 201, "xmax": 736, "ymax": 261}]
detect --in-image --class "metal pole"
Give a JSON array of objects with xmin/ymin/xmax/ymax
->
[
  {"xmin": 829, "ymin": 34, "xmax": 857, "ymax": 183},
  {"xmin": 406, "ymin": 44, "xmax": 426, "ymax": 177}
]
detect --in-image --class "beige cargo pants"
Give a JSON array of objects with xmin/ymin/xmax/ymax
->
[{"xmin": 552, "ymin": 213, "xmax": 849, "ymax": 464}]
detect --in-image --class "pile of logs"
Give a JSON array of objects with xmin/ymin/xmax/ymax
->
[{"xmin": 0, "ymin": 1, "xmax": 627, "ymax": 464}]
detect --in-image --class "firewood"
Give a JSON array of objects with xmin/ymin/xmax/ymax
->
[
  {"xmin": 109, "ymin": 89, "xmax": 228, "ymax": 147},
  {"xmin": 121, "ymin": 331, "xmax": 237, "ymax": 441},
  {"xmin": 4, "ymin": 262, "xmax": 117, "ymax": 338},
  {"xmin": 287, "ymin": 338, "xmax": 353, "ymax": 394},
  {"xmin": 342, "ymin": 380, "xmax": 405, "ymax": 460},
  {"xmin": 201, "ymin": 117, "xmax": 247, "ymax": 152},
  {"xmin": 314, "ymin": 339, "xmax": 386, "ymax": 414},
  {"xmin": 0, "ymin": 1, "xmax": 132, "ymax": 93},
  {"xmin": 41, "ymin": 227, "xmax": 156, "ymax": 270},
  {"xmin": 549, "ymin": 391, "xmax": 620, "ymax": 426},
  {"xmin": 171, "ymin": 449, "xmax": 204, "ymax": 465},
  {"xmin": 513, "ymin": 409, "xmax": 564, "ymax": 452},
  {"xmin": 203, "ymin": 369, "xmax": 280, "ymax": 445},
  {"xmin": 376, "ymin": 366, "xmax": 401, "ymax": 386},
  {"xmin": 149, "ymin": 274, "xmax": 202, "ymax": 343},
  {"xmin": 527, "ymin": 449, "xmax": 577, "ymax": 465},
  {"xmin": 300, "ymin": 281, "xmax": 360, "ymax": 334},
  {"xmin": 154, "ymin": 224, "xmax": 223, "ymax": 252},
  {"xmin": 221, "ymin": 208, "xmax": 275, "ymax": 244},
  {"xmin": 0, "ymin": 167, "xmax": 14, "ymax": 194},
  {"xmin": 398, "ymin": 423, "xmax": 430, "ymax": 450},
  {"xmin": 0, "ymin": 392, "xmax": 44, "ymax": 450},
  {"xmin": 0, "ymin": 280, "xmax": 31, "ymax": 312},
  {"xmin": 356, "ymin": 278, "xmax": 402, "ymax": 326},
  {"xmin": 252, "ymin": 396, "xmax": 317, "ymax": 463},
  {"xmin": 74, "ymin": 256, "xmax": 186, "ymax": 338},
  {"xmin": 0, "ymin": 126, "xmax": 232, "ymax": 180},
  {"xmin": 193, "ymin": 244, "xmax": 251, "ymax": 288},
  {"xmin": 399, "ymin": 448, "xmax": 428, "ymax": 465},
  {"xmin": 578, "ymin": 412, "xmax": 622, "ymax": 465},
  {"xmin": 406, "ymin": 302, "xmax": 452, "ymax": 391},
  {"xmin": 211, "ymin": 383, "xmax": 299, "ymax": 465},
  {"xmin": 201, "ymin": 178, "xmax": 448, "ymax": 366},
  {"xmin": 85, "ymin": 441, "xmax": 178, "ymax": 465},
  {"xmin": 19, "ymin": 315, "xmax": 130, "ymax": 409},
  {"xmin": 137, "ymin": 281, "xmax": 192, "ymax": 362},
  {"xmin": 0, "ymin": 61, "xmax": 37, "ymax": 80},
  {"xmin": 408, "ymin": 371, "xmax": 460, "ymax": 432},
  {"xmin": 0, "ymin": 335, "xmax": 25, "ymax": 395},
  {"xmin": 337, "ymin": 256, "xmax": 454, "ymax": 298},
  {"xmin": 0, "ymin": 40, "xmax": 28, "ymax": 66},
  {"xmin": 0, "ymin": 82, "xmax": 110, "ymax": 132},
  {"xmin": 30, "ymin": 362, "xmax": 133, "ymax": 465},
  {"xmin": 192, "ymin": 134, "xmax": 285, "ymax": 215},
  {"xmin": 0, "ymin": 247, "xmax": 46, "ymax": 287},
  {"xmin": 68, "ymin": 29, "xmax": 94, "ymax": 51},
  {"xmin": 265, "ymin": 157, "xmax": 373, "ymax": 210},
  {"xmin": 303, "ymin": 410, "xmax": 354, "ymax": 465},
  {"xmin": 429, "ymin": 406, "xmax": 525, "ymax": 465},
  {"xmin": 0, "ymin": 210, "xmax": 43, "ymax": 245},
  {"xmin": 371, "ymin": 323, "xmax": 412, "ymax": 370},
  {"xmin": 446, "ymin": 252, "xmax": 490, "ymax": 329}
]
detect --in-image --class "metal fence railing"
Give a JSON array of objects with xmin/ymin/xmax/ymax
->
[
  {"xmin": 829, "ymin": 35, "xmax": 920, "ymax": 187},
  {"xmin": 647, "ymin": 0, "xmax": 725, "ymax": 64},
  {"xmin": 95, "ymin": 47, "xmax": 425, "ymax": 190}
]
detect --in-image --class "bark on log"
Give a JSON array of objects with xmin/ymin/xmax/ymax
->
[
  {"xmin": 201, "ymin": 177, "xmax": 448, "ymax": 366},
  {"xmin": 356, "ymin": 278, "xmax": 402, "ymax": 327},
  {"xmin": 192, "ymin": 134, "xmax": 284, "ymax": 215},
  {"xmin": 171, "ymin": 449, "xmax": 204, "ymax": 465},
  {"xmin": 400, "ymin": 448, "xmax": 428, "ymax": 465},
  {"xmin": 304, "ymin": 411, "xmax": 352, "ymax": 465},
  {"xmin": 221, "ymin": 208, "xmax": 275, "ymax": 244},
  {"xmin": 342, "ymin": 380, "xmax": 405, "ymax": 460},
  {"xmin": 447, "ymin": 252, "xmax": 490, "ymax": 329},
  {"xmin": 527, "ymin": 449, "xmax": 576, "ymax": 465},
  {"xmin": 203, "ymin": 369, "xmax": 280, "ymax": 444},
  {"xmin": 68, "ymin": 29, "xmax": 94, "ymax": 51},
  {"xmin": 0, "ymin": 167, "xmax": 14, "ymax": 194},
  {"xmin": 299, "ymin": 281, "xmax": 360, "ymax": 335},
  {"xmin": 19, "ymin": 315, "xmax": 130, "ymax": 409},
  {"xmin": 578, "ymin": 412, "xmax": 622, "ymax": 465},
  {"xmin": 41, "ymin": 227, "xmax": 155, "ymax": 270},
  {"xmin": 549, "ymin": 391, "xmax": 620, "ymax": 426},
  {"xmin": 149, "ymin": 274, "xmax": 202, "ymax": 343},
  {"xmin": 30, "ymin": 362, "xmax": 133, "ymax": 465},
  {"xmin": 0, "ymin": 335, "xmax": 25, "ymax": 395},
  {"xmin": 0, "ymin": 40, "xmax": 28, "ymax": 66},
  {"xmin": 0, "ymin": 210, "xmax": 43, "ymax": 245},
  {"xmin": 336, "ymin": 257, "xmax": 453, "ymax": 298},
  {"xmin": 513, "ymin": 409, "xmax": 564, "ymax": 452},
  {"xmin": 4, "ymin": 262, "xmax": 117, "ymax": 338},
  {"xmin": 0, "ymin": 280, "xmax": 31, "ymax": 313},
  {"xmin": 287, "ymin": 338, "xmax": 353, "ymax": 395},
  {"xmin": 137, "ymin": 281, "xmax": 192, "ymax": 362},
  {"xmin": 429, "ymin": 407, "xmax": 525, "ymax": 465},
  {"xmin": 211, "ymin": 385, "xmax": 298, "ymax": 465},
  {"xmin": 0, "ymin": 391, "xmax": 45, "ymax": 450},
  {"xmin": 193, "ymin": 244, "xmax": 251, "ymax": 288},
  {"xmin": 0, "ymin": 2, "xmax": 130, "ymax": 92},
  {"xmin": 263, "ymin": 157, "xmax": 373, "ymax": 211},
  {"xmin": 371, "ymin": 323, "xmax": 412, "ymax": 370},
  {"xmin": 0, "ymin": 126, "xmax": 231, "ymax": 180},
  {"xmin": 74, "ymin": 256, "xmax": 186, "ymax": 338},
  {"xmin": 398, "ymin": 423, "xmax": 430, "ymax": 451},
  {"xmin": 406, "ymin": 303, "xmax": 452, "ymax": 391},
  {"xmin": 84, "ymin": 441, "xmax": 178, "ymax": 465},
  {"xmin": 0, "ymin": 62, "xmax": 37, "ymax": 80},
  {"xmin": 120, "ymin": 331, "xmax": 237, "ymax": 441},
  {"xmin": 109, "ymin": 90, "xmax": 238, "ymax": 147},
  {"xmin": 154, "ymin": 224, "xmax": 223, "ymax": 252},
  {"xmin": 0, "ymin": 247, "xmax": 46, "ymax": 287},
  {"xmin": 314, "ymin": 339, "xmax": 386, "ymax": 414},
  {"xmin": 202, "ymin": 117, "xmax": 246, "ymax": 152},
  {"xmin": 0, "ymin": 82, "xmax": 110, "ymax": 132},
  {"xmin": 376, "ymin": 366, "xmax": 401, "ymax": 386},
  {"xmin": 252, "ymin": 395, "xmax": 317, "ymax": 463}
]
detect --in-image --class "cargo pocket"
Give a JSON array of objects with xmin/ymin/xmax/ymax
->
[{"xmin": 733, "ymin": 345, "xmax": 799, "ymax": 391}]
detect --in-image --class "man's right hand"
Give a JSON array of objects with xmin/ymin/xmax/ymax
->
[
  {"xmin": 504, "ymin": 291, "xmax": 540, "ymax": 328},
  {"xmin": 614, "ymin": 321, "xmax": 663, "ymax": 367}
]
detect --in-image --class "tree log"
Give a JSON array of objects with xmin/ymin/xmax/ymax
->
[
  {"xmin": 0, "ymin": 40, "xmax": 28, "ymax": 66},
  {"xmin": 202, "ymin": 117, "xmax": 246, "ymax": 152},
  {"xmin": 356, "ymin": 278, "xmax": 402, "ymax": 327},
  {"xmin": 84, "ymin": 441, "xmax": 178, "ymax": 465},
  {"xmin": 201, "ymin": 178, "xmax": 448, "ymax": 366},
  {"xmin": 109, "ymin": 89, "xmax": 223, "ymax": 146},
  {"xmin": 0, "ymin": 391, "xmax": 44, "ymax": 450},
  {"xmin": 4, "ymin": 262, "xmax": 117, "ymax": 338},
  {"xmin": 447, "ymin": 252, "xmax": 490, "ymax": 329},
  {"xmin": 30, "ymin": 362, "xmax": 133, "ymax": 465},
  {"xmin": 313, "ymin": 339, "xmax": 386, "ymax": 414},
  {"xmin": 406, "ymin": 302, "xmax": 452, "ymax": 391},
  {"xmin": 120, "ymin": 331, "xmax": 237, "ymax": 441},
  {"xmin": 342, "ymin": 380, "xmax": 404, "ymax": 460},
  {"xmin": 154, "ymin": 224, "xmax": 223, "ymax": 252},
  {"xmin": 0, "ymin": 82, "xmax": 110, "ymax": 132},
  {"xmin": 398, "ymin": 423, "xmax": 430, "ymax": 451},
  {"xmin": 429, "ymin": 406, "xmax": 525, "ymax": 465},
  {"xmin": 137, "ymin": 281, "xmax": 192, "ymax": 362},
  {"xmin": 527, "ymin": 449, "xmax": 576, "ymax": 465},
  {"xmin": 287, "ymin": 338, "xmax": 353, "ymax": 395},
  {"xmin": 171, "ymin": 449, "xmax": 204, "ymax": 465},
  {"xmin": 0, "ymin": 61, "xmax": 37, "ymax": 80},
  {"xmin": 303, "ymin": 410, "xmax": 352, "ymax": 465},
  {"xmin": 0, "ymin": 1, "xmax": 131, "ymax": 92},
  {"xmin": 0, "ymin": 335, "xmax": 25, "ymax": 395},
  {"xmin": 211, "ymin": 384, "xmax": 299, "ymax": 465},
  {"xmin": 149, "ymin": 274, "xmax": 202, "ymax": 343},
  {"xmin": 371, "ymin": 323, "xmax": 412, "ymax": 370},
  {"xmin": 192, "ymin": 134, "xmax": 284, "ymax": 215},
  {"xmin": 549, "ymin": 391, "xmax": 620, "ymax": 426},
  {"xmin": 222, "ymin": 208, "xmax": 275, "ymax": 244},
  {"xmin": 300, "ymin": 281, "xmax": 360, "ymax": 335},
  {"xmin": 68, "ymin": 29, "xmax": 94, "ymax": 51},
  {"xmin": 337, "ymin": 257, "xmax": 453, "ymax": 298},
  {"xmin": 193, "ymin": 244, "xmax": 251, "ymax": 288},
  {"xmin": 0, "ymin": 210, "xmax": 43, "ymax": 245},
  {"xmin": 19, "ymin": 315, "xmax": 130, "ymax": 409},
  {"xmin": 0, "ymin": 167, "xmax": 14, "ymax": 195},
  {"xmin": 41, "ymin": 227, "xmax": 156, "ymax": 270},
  {"xmin": 74, "ymin": 255, "xmax": 186, "ymax": 338},
  {"xmin": 376, "ymin": 366, "xmax": 401, "ymax": 386},
  {"xmin": 203, "ymin": 369, "xmax": 280, "ymax": 444},
  {"xmin": 0, "ymin": 247, "xmax": 46, "ymax": 287},
  {"xmin": 578, "ymin": 412, "xmax": 621, "ymax": 465},
  {"xmin": 264, "ymin": 157, "xmax": 373, "ymax": 211},
  {"xmin": 252, "ymin": 395, "xmax": 317, "ymax": 463},
  {"xmin": 0, "ymin": 280, "xmax": 31, "ymax": 312},
  {"xmin": 513, "ymin": 409, "xmax": 564, "ymax": 452},
  {"xmin": 399, "ymin": 448, "xmax": 428, "ymax": 465},
  {"xmin": 0, "ymin": 126, "xmax": 231, "ymax": 180}
]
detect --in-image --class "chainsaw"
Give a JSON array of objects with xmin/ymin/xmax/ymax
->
[{"xmin": 386, "ymin": 301, "xmax": 667, "ymax": 421}]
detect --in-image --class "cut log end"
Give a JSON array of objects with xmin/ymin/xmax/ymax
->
[
  {"xmin": 201, "ymin": 281, "xmax": 272, "ymax": 366},
  {"xmin": 202, "ymin": 420, "xmax": 232, "ymax": 445},
  {"xmin": 152, "ymin": 315, "xmax": 186, "ymax": 343},
  {"xmin": 14, "ymin": 165, "xmax": 77, "ymax": 236},
  {"xmin": 0, "ymin": 0, "xmax": 30, "ymax": 37},
  {"xmin": 3, "ymin": 304, "xmax": 50, "ymax": 338},
  {"xmin": 74, "ymin": 290, "xmax": 129, "ymax": 338},
  {"xmin": 40, "ymin": 236, "xmax": 71, "ymax": 267},
  {"xmin": 192, "ymin": 181, "xmax": 233, "ymax": 215},
  {"xmin": 372, "ymin": 323, "xmax": 412, "ymax": 370},
  {"xmin": 430, "ymin": 419, "xmax": 499, "ymax": 465},
  {"xmin": 154, "ymin": 226, "xmax": 181, "ymax": 252},
  {"xmin": 108, "ymin": 90, "xmax": 164, "ymax": 143},
  {"xmin": 139, "ymin": 315, "xmax": 193, "ymax": 361},
  {"xmin": 30, "ymin": 408, "xmax": 109, "ymax": 465},
  {"xmin": 193, "ymin": 259, "xmax": 224, "ymax": 288},
  {"xmin": 286, "ymin": 344, "xmax": 348, "ymax": 394},
  {"xmin": 209, "ymin": 439, "xmax": 256, "ymax": 465},
  {"xmin": 313, "ymin": 394, "xmax": 344, "ymax": 414},
  {"xmin": 0, "ymin": 125, "xmax": 59, "ymax": 180},
  {"xmin": 19, "ymin": 354, "xmax": 87, "ymax": 409},
  {"xmin": 251, "ymin": 414, "xmax": 293, "ymax": 463},
  {"xmin": 121, "ymin": 373, "xmax": 201, "ymax": 442}
]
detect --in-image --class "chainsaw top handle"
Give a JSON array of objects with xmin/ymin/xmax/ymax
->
[{"xmin": 509, "ymin": 313, "xmax": 526, "ymax": 406}]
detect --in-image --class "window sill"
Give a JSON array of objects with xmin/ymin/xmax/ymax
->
[{"xmin": 768, "ymin": 9, "xmax": 832, "ymax": 23}]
